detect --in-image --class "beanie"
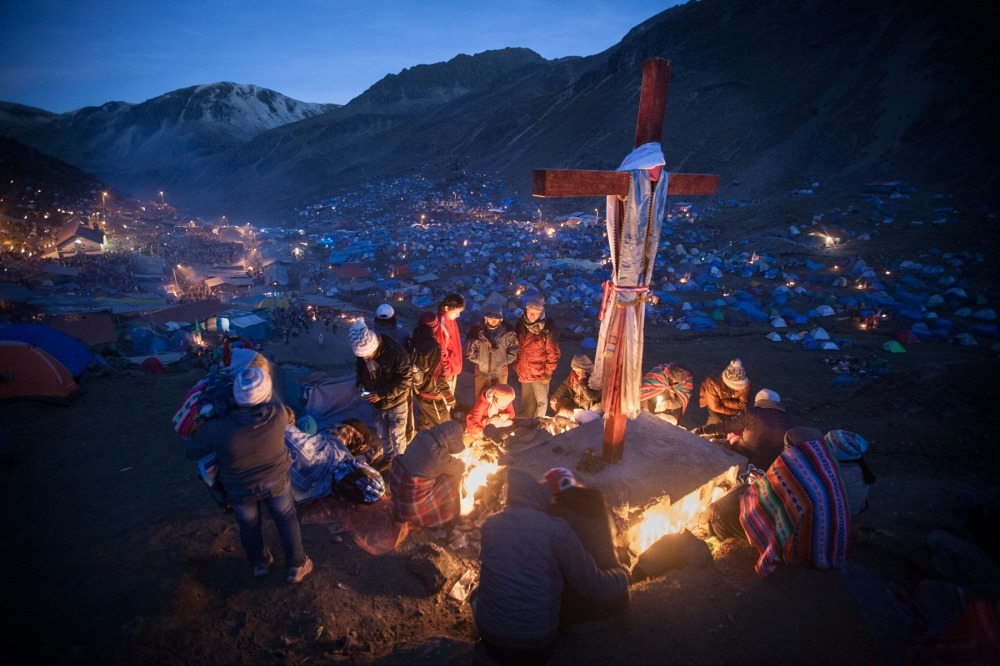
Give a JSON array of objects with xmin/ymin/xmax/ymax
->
[
  {"xmin": 418, "ymin": 311, "xmax": 439, "ymax": 329},
  {"xmin": 233, "ymin": 367, "xmax": 272, "ymax": 406},
  {"xmin": 526, "ymin": 295, "xmax": 545, "ymax": 310},
  {"xmin": 297, "ymin": 415, "xmax": 318, "ymax": 435},
  {"xmin": 375, "ymin": 304, "xmax": 395, "ymax": 320},
  {"xmin": 824, "ymin": 430, "xmax": 870, "ymax": 461},
  {"xmin": 722, "ymin": 359, "xmax": 749, "ymax": 390},
  {"xmin": 484, "ymin": 305, "xmax": 504, "ymax": 319},
  {"xmin": 349, "ymin": 318, "xmax": 379, "ymax": 357},
  {"xmin": 571, "ymin": 354, "xmax": 595, "ymax": 373},
  {"xmin": 488, "ymin": 384, "xmax": 516, "ymax": 407},
  {"xmin": 542, "ymin": 467, "xmax": 577, "ymax": 494},
  {"xmin": 754, "ymin": 388, "xmax": 783, "ymax": 411}
]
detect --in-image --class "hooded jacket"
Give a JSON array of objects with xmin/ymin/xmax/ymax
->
[
  {"xmin": 474, "ymin": 468, "xmax": 629, "ymax": 651},
  {"xmin": 513, "ymin": 315, "xmax": 561, "ymax": 383},
  {"xmin": 355, "ymin": 334, "xmax": 412, "ymax": 410},
  {"xmin": 698, "ymin": 405, "xmax": 795, "ymax": 470},
  {"xmin": 396, "ymin": 421, "xmax": 465, "ymax": 479},
  {"xmin": 464, "ymin": 320, "xmax": 518, "ymax": 379}
]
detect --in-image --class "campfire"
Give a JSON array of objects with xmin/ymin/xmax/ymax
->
[
  {"xmin": 458, "ymin": 445, "xmax": 501, "ymax": 515},
  {"xmin": 628, "ymin": 481, "xmax": 729, "ymax": 554}
]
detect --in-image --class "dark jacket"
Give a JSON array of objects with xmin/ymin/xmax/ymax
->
[
  {"xmin": 396, "ymin": 421, "xmax": 465, "ymax": 479},
  {"xmin": 407, "ymin": 324, "xmax": 453, "ymax": 403},
  {"xmin": 550, "ymin": 371, "xmax": 602, "ymax": 412},
  {"xmin": 699, "ymin": 406, "xmax": 794, "ymax": 470},
  {"xmin": 464, "ymin": 320, "xmax": 518, "ymax": 379},
  {"xmin": 474, "ymin": 469, "xmax": 629, "ymax": 651},
  {"xmin": 355, "ymin": 335, "xmax": 412, "ymax": 410},
  {"xmin": 699, "ymin": 372, "xmax": 750, "ymax": 417},
  {"xmin": 186, "ymin": 401, "xmax": 292, "ymax": 499},
  {"xmin": 514, "ymin": 316, "xmax": 561, "ymax": 383}
]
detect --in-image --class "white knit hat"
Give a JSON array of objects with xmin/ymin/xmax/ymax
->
[
  {"xmin": 233, "ymin": 367, "xmax": 272, "ymax": 406},
  {"xmin": 349, "ymin": 318, "xmax": 379, "ymax": 357},
  {"xmin": 722, "ymin": 359, "xmax": 749, "ymax": 390}
]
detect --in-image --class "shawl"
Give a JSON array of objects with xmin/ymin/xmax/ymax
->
[
  {"xmin": 389, "ymin": 459, "xmax": 461, "ymax": 528},
  {"xmin": 739, "ymin": 438, "xmax": 850, "ymax": 577},
  {"xmin": 639, "ymin": 363, "xmax": 693, "ymax": 414}
]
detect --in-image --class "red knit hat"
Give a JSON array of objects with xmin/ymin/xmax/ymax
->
[{"xmin": 542, "ymin": 467, "xmax": 577, "ymax": 494}]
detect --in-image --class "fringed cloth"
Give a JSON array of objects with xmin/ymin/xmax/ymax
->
[
  {"xmin": 388, "ymin": 459, "xmax": 461, "ymax": 528},
  {"xmin": 639, "ymin": 363, "xmax": 693, "ymax": 414},
  {"xmin": 739, "ymin": 438, "xmax": 850, "ymax": 578}
]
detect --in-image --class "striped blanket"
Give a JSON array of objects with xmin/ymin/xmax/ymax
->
[
  {"xmin": 388, "ymin": 459, "xmax": 461, "ymax": 528},
  {"xmin": 739, "ymin": 438, "xmax": 850, "ymax": 578},
  {"xmin": 639, "ymin": 363, "xmax": 693, "ymax": 414}
]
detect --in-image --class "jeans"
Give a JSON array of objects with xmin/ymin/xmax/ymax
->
[
  {"xmin": 519, "ymin": 380, "xmax": 550, "ymax": 419},
  {"xmin": 230, "ymin": 478, "xmax": 307, "ymax": 567},
  {"xmin": 373, "ymin": 401, "xmax": 410, "ymax": 459}
]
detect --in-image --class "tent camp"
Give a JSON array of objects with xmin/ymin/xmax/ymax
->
[
  {"xmin": 0, "ymin": 323, "xmax": 97, "ymax": 378},
  {"xmin": 0, "ymin": 341, "xmax": 78, "ymax": 403}
]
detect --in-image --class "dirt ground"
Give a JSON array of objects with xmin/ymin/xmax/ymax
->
[{"xmin": 3, "ymin": 196, "xmax": 1000, "ymax": 664}]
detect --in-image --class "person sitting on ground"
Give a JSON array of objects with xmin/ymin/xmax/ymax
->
[
  {"xmin": 185, "ymin": 367, "xmax": 313, "ymax": 584},
  {"xmin": 473, "ymin": 468, "xmax": 630, "ymax": 663},
  {"xmin": 698, "ymin": 359, "xmax": 751, "ymax": 426},
  {"xmin": 466, "ymin": 384, "xmax": 516, "ymax": 440},
  {"xmin": 388, "ymin": 421, "xmax": 466, "ymax": 529},
  {"xmin": 824, "ymin": 429, "xmax": 876, "ymax": 517},
  {"xmin": 692, "ymin": 388, "xmax": 795, "ymax": 470},
  {"xmin": 549, "ymin": 354, "xmax": 602, "ymax": 418},
  {"xmin": 543, "ymin": 467, "xmax": 629, "ymax": 630},
  {"xmin": 739, "ymin": 427, "xmax": 851, "ymax": 577},
  {"xmin": 639, "ymin": 363, "xmax": 693, "ymax": 424}
]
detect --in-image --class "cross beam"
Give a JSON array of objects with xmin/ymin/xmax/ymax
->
[{"xmin": 531, "ymin": 57, "xmax": 718, "ymax": 463}]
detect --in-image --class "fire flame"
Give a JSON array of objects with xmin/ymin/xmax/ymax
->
[
  {"xmin": 458, "ymin": 446, "xmax": 500, "ymax": 515},
  {"xmin": 629, "ymin": 485, "xmax": 726, "ymax": 554}
]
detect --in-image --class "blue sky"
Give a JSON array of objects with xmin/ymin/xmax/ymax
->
[{"xmin": 1, "ymin": 0, "xmax": 685, "ymax": 113}]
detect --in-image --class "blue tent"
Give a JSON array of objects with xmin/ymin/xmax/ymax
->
[
  {"xmin": 0, "ymin": 323, "xmax": 97, "ymax": 377},
  {"xmin": 581, "ymin": 337, "xmax": 598, "ymax": 350},
  {"xmin": 129, "ymin": 328, "xmax": 155, "ymax": 354}
]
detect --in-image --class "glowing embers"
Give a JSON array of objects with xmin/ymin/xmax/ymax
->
[
  {"xmin": 628, "ymin": 483, "xmax": 727, "ymax": 554},
  {"xmin": 458, "ymin": 444, "xmax": 501, "ymax": 516}
]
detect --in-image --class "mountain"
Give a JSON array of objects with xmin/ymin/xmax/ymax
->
[
  {"xmin": 1, "ymin": 0, "xmax": 996, "ymax": 223},
  {"xmin": 0, "ymin": 83, "xmax": 337, "ymax": 204}
]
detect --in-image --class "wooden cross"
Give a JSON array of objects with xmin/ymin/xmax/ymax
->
[{"xmin": 533, "ymin": 57, "xmax": 718, "ymax": 463}]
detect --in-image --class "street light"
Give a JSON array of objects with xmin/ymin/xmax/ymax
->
[
  {"xmin": 595, "ymin": 208, "xmax": 599, "ymax": 226},
  {"xmin": 159, "ymin": 191, "xmax": 164, "ymax": 205},
  {"xmin": 102, "ymin": 192, "xmax": 108, "ymax": 210}
]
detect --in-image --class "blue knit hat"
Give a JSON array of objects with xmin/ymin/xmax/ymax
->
[{"xmin": 824, "ymin": 430, "xmax": 869, "ymax": 461}]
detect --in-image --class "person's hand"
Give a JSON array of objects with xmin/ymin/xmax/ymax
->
[
  {"xmin": 691, "ymin": 427, "xmax": 704, "ymax": 436},
  {"xmin": 363, "ymin": 392, "xmax": 380, "ymax": 404},
  {"xmin": 549, "ymin": 398, "xmax": 558, "ymax": 409}
]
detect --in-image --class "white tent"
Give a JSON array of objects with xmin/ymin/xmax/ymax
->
[{"xmin": 810, "ymin": 327, "xmax": 831, "ymax": 340}]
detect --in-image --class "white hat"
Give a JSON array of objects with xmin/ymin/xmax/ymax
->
[
  {"xmin": 375, "ymin": 304, "xmax": 395, "ymax": 320},
  {"xmin": 233, "ymin": 368, "xmax": 272, "ymax": 406},
  {"xmin": 722, "ymin": 359, "xmax": 749, "ymax": 390},
  {"xmin": 349, "ymin": 319, "xmax": 379, "ymax": 357},
  {"xmin": 754, "ymin": 388, "xmax": 783, "ymax": 411}
]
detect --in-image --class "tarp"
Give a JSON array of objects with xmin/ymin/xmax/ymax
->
[
  {"xmin": 0, "ymin": 341, "xmax": 78, "ymax": 403},
  {"xmin": 0, "ymin": 323, "xmax": 97, "ymax": 378},
  {"xmin": 302, "ymin": 374, "xmax": 372, "ymax": 431}
]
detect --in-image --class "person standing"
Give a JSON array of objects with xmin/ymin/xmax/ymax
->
[
  {"xmin": 436, "ymin": 293, "xmax": 466, "ymax": 397},
  {"xmin": 464, "ymin": 304, "xmax": 518, "ymax": 400},
  {"xmin": 185, "ymin": 367, "xmax": 313, "ymax": 584},
  {"xmin": 373, "ymin": 303, "xmax": 403, "ymax": 342},
  {"xmin": 407, "ymin": 312, "xmax": 455, "ymax": 431},
  {"xmin": 698, "ymin": 359, "xmax": 750, "ymax": 426},
  {"xmin": 513, "ymin": 296, "xmax": 561, "ymax": 419},
  {"xmin": 349, "ymin": 318, "xmax": 412, "ymax": 464}
]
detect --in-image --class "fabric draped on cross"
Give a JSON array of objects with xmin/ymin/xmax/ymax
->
[{"xmin": 589, "ymin": 143, "xmax": 669, "ymax": 419}]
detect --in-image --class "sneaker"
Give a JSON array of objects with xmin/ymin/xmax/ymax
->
[
  {"xmin": 287, "ymin": 556, "xmax": 313, "ymax": 584},
  {"xmin": 253, "ymin": 549, "xmax": 274, "ymax": 577}
]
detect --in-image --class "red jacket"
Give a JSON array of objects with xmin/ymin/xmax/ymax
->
[
  {"xmin": 436, "ymin": 315, "xmax": 464, "ymax": 379},
  {"xmin": 514, "ymin": 316, "xmax": 560, "ymax": 383},
  {"xmin": 466, "ymin": 391, "xmax": 516, "ymax": 435}
]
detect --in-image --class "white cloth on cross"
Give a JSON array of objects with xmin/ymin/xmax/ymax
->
[{"xmin": 589, "ymin": 143, "xmax": 669, "ymax": 418}]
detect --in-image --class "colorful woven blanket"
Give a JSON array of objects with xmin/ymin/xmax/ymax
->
[
  {"xmin": 739, "ymin": 438, "xmax": 850, "ymax": 577},
  {"xmin": 639, "ymin": 363, "xmax": 693, "ymax": 413}
]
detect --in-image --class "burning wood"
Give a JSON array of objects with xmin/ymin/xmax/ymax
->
[
  {"xmin": 458, "ymin": 444, "xmax": 501, "ymax": 515},
  {"xmin": 628, "ymin": 483, "xmax": 727, "ymax": 555}
]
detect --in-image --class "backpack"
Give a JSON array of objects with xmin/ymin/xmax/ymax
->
[{"xmin": 333, "ymin": 458, "xmax": 386, "ymax": 504}]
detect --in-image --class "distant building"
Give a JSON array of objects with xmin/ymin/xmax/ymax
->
[{"xmin": 44, "ymin": 217, "xmax": 105, "ymax": 258}]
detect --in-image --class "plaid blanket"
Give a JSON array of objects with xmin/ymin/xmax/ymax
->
[
  {"xmin": 639, "ymin": 364, "xmax": 693, "ymax": 414},
  {"xmin": 388, "ymin": 459, "xmax": 461, "ymax": 528},
  {"xmin": 739, "ymin": 438, "xmax": 850, "ymax": 577}
]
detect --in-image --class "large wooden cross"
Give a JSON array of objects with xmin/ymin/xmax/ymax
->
[{"xmin": 533, "ymin": 58, "xmax": 718, "ymax": 462}]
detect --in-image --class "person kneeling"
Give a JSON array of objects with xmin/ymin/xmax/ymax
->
[{"xmin": 388, "ymin": 421, "xmax": 465, "ymax": 529}]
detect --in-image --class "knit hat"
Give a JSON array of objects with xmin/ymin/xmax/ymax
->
[
  {"xmin": 418, "ymin": 311, "xmax": 439, "ymax": 329},
  {"xmin": 783, "ymin": 426, "xmax": 823, "ymax": 450},
  {"xmin": 754, "ymin": 388, "xmax": 783, "ymax": 411},
  {"xmin": 297, "ymin": 415, "xmax": 318, "ymax": 435},
  {"xmin": 571, "ymin": 354, "xmax": 594, "ymax": 373},
  {"xmin": 824, "ymin": 430, "xmax": 870, "ymax": 461},
  {"xmin": 375, "ymin": 304, "xmax": 395, "ymax": 320},
  {"xmin": 233, "ymin": 367, "xmax": 272, "ymax": 406},
  {"xmin": 349, "ymin": 318, "xmax": 379, "ymax": 357},
  {"xmin": 484, "ymin": 305, "xmax": 504, "ymax": 319},
  {"xmin": 525, "ymin": 295, "xmax": 545, "ymax": 311},
  {"xmin": 722, "ymin": 359, "xmax": 749, "ymax": 390},
  {"xmin": 488, "ymin": 384, "xmax": 516, "ymax": 407},
  {"xmin": 542, "ymin": 467, "xmax": 578, "ymax": 494}
]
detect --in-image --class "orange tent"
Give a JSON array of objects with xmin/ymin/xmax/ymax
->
[{"xmin": 0, "ymin": 340, "xmax": 78, "ymax": 403}]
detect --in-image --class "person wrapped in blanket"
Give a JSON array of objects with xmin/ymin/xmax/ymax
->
[
  {"xmin": 639, "ymin": 362, "xmax": 693, "ymax": 425},
  {"xmin": 699, "ymin": 426, "xmax": 856, "ymax": 578},
  {"xmin": 283, "ymin": 415, "xmax": 377, "ymax": 504},
  {"xmin": 388, "ymin": 421, "xmax": 466, "ymax": 529}
]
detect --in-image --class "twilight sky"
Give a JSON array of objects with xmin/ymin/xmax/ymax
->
[{"xmin": 1, "ymin": 0, "xmax": 685, "ymax": 114}]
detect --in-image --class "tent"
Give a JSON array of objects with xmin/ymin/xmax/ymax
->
[
  {"xmin": 0, "ymin": 323, "xmax": 97, "ymax": 378},
  {"xmin": 302, "ymin": 375, "xmax": 372, "ymax": 431},
  {"xmin": 0, "ymin": 341, "xmax": 78, "ymax": 403}
]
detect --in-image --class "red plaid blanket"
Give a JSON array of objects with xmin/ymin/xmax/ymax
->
[{"xmin": 388, "ymin": 460, "xmax": 461, "ymax": 528}]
